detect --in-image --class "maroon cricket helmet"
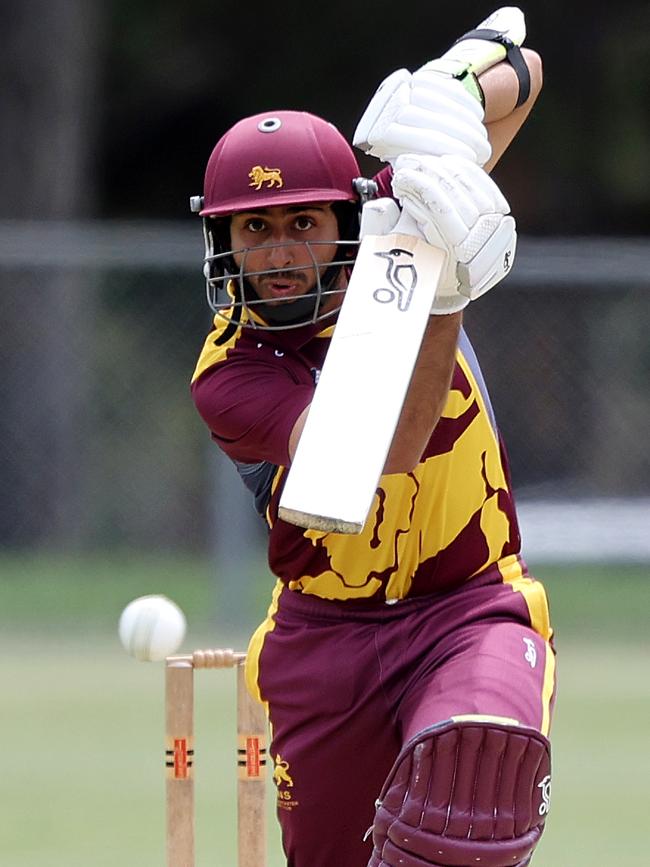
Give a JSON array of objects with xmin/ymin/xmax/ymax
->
[{"xmin": 200, "ymin": 110, "xmax": 361, "ymax": 217}]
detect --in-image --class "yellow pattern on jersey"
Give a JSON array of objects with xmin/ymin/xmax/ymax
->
[
  {"xmin": 191, "ymin": 308, "xmax": 245, "ymax": 384},
  {"xmin": 287, "ymin": 349, "xmax": 513, "ymax": 600}
]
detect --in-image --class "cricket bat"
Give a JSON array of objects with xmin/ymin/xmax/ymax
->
[{"xmin": 278, "ymin": 213, "xmax": 446, "ymax": 534}]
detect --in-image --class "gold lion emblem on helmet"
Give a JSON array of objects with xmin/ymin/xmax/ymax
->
[{"xmin": 248, "ymin": 165, "xmax": 284, "ymax": 190}]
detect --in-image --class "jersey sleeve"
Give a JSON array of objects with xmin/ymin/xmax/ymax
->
[
  {"xmin": 191, "ymin": 360, "xmax": 313, "ymax": 467},
  {"xmin": 373, "ymin": 164, "xmax": 395, "ymax": 199}
]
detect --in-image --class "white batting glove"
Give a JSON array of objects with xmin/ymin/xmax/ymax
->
[
  {"xmin": 422, "ymin": 7, "xmax": 526, "ymax": 83},
  {"xmin": 353, "ymin": 68, "xmax": 490, "ymax": 167},
  {"xmin": 391, "ymin": 153, "xmax": 517, "ymax": 314},
  {"xmin": 353, "ymin": 7, "xmax": 527, "ymax": 168},
  {"xmin": 358, "ymin": 197, "xmax": 403, "ymax": 238}
]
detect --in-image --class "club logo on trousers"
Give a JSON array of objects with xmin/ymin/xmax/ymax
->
[
  {"xmin": 273, "ymin": 754, "xmax": 300, "ymax": 811},
  {"xmin": 249, "ymin": 165, "xmax": 284, "ymax": 190},
  {"xmin": 273, "ymin": 754, "xmax": 294, "ymax": 787},
  {"xmin": 372, "ymin": 247, "xmax": 417, "ymax": 311}
]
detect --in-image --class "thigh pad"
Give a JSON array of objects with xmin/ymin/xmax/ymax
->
[{"xmin": 368, "ymin": 716, "xmax": 551, "ymax": 867}]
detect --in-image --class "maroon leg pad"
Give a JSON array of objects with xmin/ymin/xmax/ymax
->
[{"xmin": 368, "ymin": 718, "xmax": 551, "ymax": 867}]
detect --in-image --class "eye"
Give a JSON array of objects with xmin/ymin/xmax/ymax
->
[
  {"xmin": 294, "ymin": 214, "xmax": 315, "ymax": 231},
  {"xmin": 245, "ymin": 218, "xmax": 267, "ymax": 233}
]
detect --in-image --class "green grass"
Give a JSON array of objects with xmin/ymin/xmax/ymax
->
[
  {"xmin": 533, "ymin": 562, "xmax": 650, "ymax": 641},
  {"xmin": 0, "ymin": 550, "xmax": 216, "ymax": 629},
  {"xmin": 0, "ymin": 549, "xmax": 269, "ymax": 642},
  {"xmin": 535, "ymin": 642, "xmax": 650, "ymax": 866},
  {"xmin": 1, "ymin": 552, "xmax": 649, "ymax": 865}
]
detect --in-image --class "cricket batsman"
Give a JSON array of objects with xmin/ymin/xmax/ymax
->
[{"xmin": 189, "ymin": 8, "xmax": 556, "ymax": 866}]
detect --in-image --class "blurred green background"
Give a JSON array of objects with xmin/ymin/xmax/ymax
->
[{"xmin": 3, "ymin": 554, "xmax": 649, "ymax": 866}]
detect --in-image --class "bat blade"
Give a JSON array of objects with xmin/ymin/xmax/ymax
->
[{"xmin": 278, "ymin": 228, "xmax": 446, "ymax": 534}]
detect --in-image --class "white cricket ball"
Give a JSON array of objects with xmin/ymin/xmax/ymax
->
[{"xmin": 118, "ymin": 595, "xmax": 187, "ymax": 662}]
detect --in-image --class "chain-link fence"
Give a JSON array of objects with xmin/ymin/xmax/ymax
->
[{"xmin": 1, "ymin": 221, "xmax": 648, "ymax": 562}]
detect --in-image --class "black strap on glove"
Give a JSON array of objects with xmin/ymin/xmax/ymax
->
[{"xmin": 455, "ymin": 28, "xmax": 531, "ymax": 107}]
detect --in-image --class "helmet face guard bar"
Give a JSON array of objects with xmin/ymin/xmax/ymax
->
[{"xmin": 203, "ymin": 237, "xmax": 359, "ymax": 331}]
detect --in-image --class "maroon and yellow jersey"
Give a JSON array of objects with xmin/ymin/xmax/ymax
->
[{"xmin": 191, "ymin": 301, "xmax": 525, "ymax": 603}]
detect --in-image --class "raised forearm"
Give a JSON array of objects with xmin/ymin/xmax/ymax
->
[
  {"xmin": 482, "ymin": 48, "xmax": 543, "ymax": 171},
  {"xmin": 383, "ymin": 312, "xmax": 462, "ymax": 473}
]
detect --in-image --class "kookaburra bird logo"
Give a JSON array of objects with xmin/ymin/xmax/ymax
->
[{"xmin": 373, "ymin": 247, "xmax": 417, "ymax": 312}]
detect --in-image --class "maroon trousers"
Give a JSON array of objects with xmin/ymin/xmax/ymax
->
[{"xmin": 252, "ymin": 570, "xmax": 556, "ymax": 867}]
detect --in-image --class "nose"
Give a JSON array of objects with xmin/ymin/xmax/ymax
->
[{"xmin": 266, "ymin": 229, "xmax": 296, "ymax": 270}]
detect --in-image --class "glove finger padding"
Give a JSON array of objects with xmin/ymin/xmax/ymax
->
[
  {"xmin": 410, "ymin": 71, "xmax": 485, "ymax": 121},
  {"xmin": 458, "ymin": 158, "xmax": 511, "ymax": 213},
  {"xmin": 391, "ymin": 154, "xmax": 516, "ymax": 313},
  {"xmin": 393, "ymin": 156, "xmax": 482, "ymax": 245},
  {"xmin": 378, "ymin": 104, "xmax": 486, "ymax": 160},
  {"xmin": 370, "ymin": 124, "xmax": 485, "ymax": 165},
  {"xmin": 353, "ymin": 68, "xmax": 491, "ymax": 166}
]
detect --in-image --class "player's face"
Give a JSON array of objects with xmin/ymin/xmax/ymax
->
[{"xmin": 229, "ymin": 204, "xmax": 344, "ymax": 309}]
